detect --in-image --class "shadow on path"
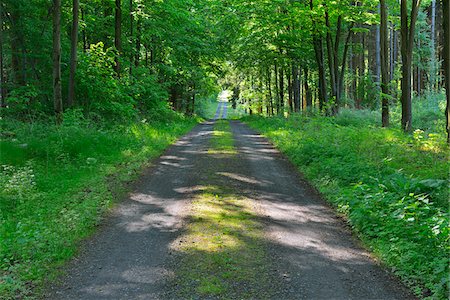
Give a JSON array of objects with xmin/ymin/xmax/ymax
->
[{"xmin": 45, "ymin": 120, "xmax": 414, "ymax": 300}]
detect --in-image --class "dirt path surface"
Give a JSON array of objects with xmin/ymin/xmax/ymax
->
[
  {"xmin": 46, "ymin": 120, "xmax": 414, "ymax": 300},
  {"xmin": 213, "ymin": 102, "xmax": 223, "ymax": 120}
]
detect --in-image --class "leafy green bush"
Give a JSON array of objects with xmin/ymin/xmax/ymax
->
[
  {"xmin": 244, "ymin": 114, "xmax": 449, "ymax": 299},
  {"xmin": 76, "ymin": 43, "xmax": 136, "ymax": 121}
]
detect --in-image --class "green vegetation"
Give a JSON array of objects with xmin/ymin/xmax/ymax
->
[
  {"xmin": 244, "ymin": 112, "xmax": 449, "ymax": 299},
  {"xmin": 0, "ymin": 111, "xmax": 198, "ymax": 298},
  {"xmin": 208, "ymin": 120, "xmax": 237, "ymax": 155},
  {"xmin": 171, "ymin": 120, "xmax": 272, "ymax": 299}
]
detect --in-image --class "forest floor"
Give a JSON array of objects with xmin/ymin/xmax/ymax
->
[{"xmin": 44, "ymin": 104, "xmax": 415, "ymax": 299}]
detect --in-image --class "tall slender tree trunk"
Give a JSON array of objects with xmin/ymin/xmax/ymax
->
[
  {"xmin": 443, "ymin": 0, "xmax": 449, "ymax": 143},
  {"xmin": 279, "ymin": 65, "xmax": 284, "ymax": 114},
  {"xmin": 67, "ymin": 0, "xmax": 79, "ymax": 107},
  {"xmin": 0, "ymin": 3, "xmax": 6, "ymax": 105},
  {"xmin": 292, "ymin": 64, "xmax": 300, "ymax": 112},
  {"xmin": 400, "ymin": 0, "xmax": 421, "ymax": 132},
  {"xmin": 81, "ymin": 8, "xmax": 87, "ymax": 52},
  {"xmin": 53, "ymin": 0, "xmax": 63, "ymax": 124},
  {"xmin": 129, "ymin": 0, "xmax": 133, "ymax": 74},
  {"xmin": 430, "ymin": 0, "xmax": 436, "ymax": 91},
  {"xmin": 375, "ymin": 3, "xmax": 381, "ymax": 84},
  {"xmin": 310, "ymin": 0, "xmax": 328, "ymax": 110},
  {"xmin": 114, "ymin": 0, "xmax": 122, "ymax": 75},
  {"xmin": 274, "ymin": 63, "xmax": 280, "ymax": 114},
  {"xmin": 267, "ymin": 68, "xmax": 274, "ymax": 115},
  {"xmin": 380, "ymin": 0, "xmax": 390, "ymax": 127},
  {"xmin": 304, "ymin": 67, "xmax": 312, "ymax": 109},
  {"xmin": 287, "ymin": 67, "xmax": 293, "ymax": 112}
]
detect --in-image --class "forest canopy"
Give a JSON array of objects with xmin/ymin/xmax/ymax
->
[{"xmin": 0, "ymin": 0, "xmax": 448, "ymax": 138}]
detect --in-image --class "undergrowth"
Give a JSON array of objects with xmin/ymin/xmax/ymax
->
[
  {"xmin": 244, "ymin": 113, "xmax": 449, "ymax": 299},
  {"xmin": 0, "ymin": 110, "xmax": 198, "ymax": 299}
]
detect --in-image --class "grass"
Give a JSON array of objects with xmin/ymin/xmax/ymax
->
[
  {"xmin": 0, "ymin": 112, "xmax": 199, "ymax": 299},
  {"xmin": 243, "ymin": 113, "xmax": 449, "ymax": 299},
  {"xmin": 208, "ymin": 120, "xmax": 237, "ymax": 155},
  {"xmin": 170, "ymin": 120, "xmax": 273, "ymax": 299}
]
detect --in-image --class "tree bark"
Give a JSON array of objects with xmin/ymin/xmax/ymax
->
[
  {"xmin": 443, "ymin": 0, "xmax": 449, "ymax": 143},
  {"xmin": 287, "ymin": 66, "xmax": 293, "ymax": 112},
  {"xmin": 310, "ymin": 0, "xmax": 328, "ymax": 110},
  {"xmin": 67, "ymin": 0, "xmax": 79, "ymax": 107},
  {"xmin": 304, "ymin": 67, "xmax": 312, "ymax": 109},
  {"xmin": 114, "ymin": 0, "xmax": 122, "ymax": 75},
  {"xmin": 400, "ymin": 0, "xmax": 421, "ymax": 132},
  {"xmin": 380, "ymin": 0, "xmax": 390, "ymax": 127},
  {"xmin": 279, "ymin": 64, "xmax": 284, "ymax": 114},
  {"xmin": 0, "ymin": 2, "xmax": 6, "ymax": 105},
  {"xmin": 53, "ymin": 0, "xmax": 63, "ymax": 124},
  {"xmin": 375, "ymin": 3, "xmax": 381, "ymax": 84},
  {"xmin": 430, "ymin": 0, "xmax": 436, "ymax": 90},
  {"xmin": 292, "ymin": 63, "xmax": 300, "ymax": 112}
]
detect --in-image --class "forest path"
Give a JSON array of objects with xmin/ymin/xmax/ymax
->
[{"xmin": 46, "ymin": 120, "xmax": 413, "ymax": 300}]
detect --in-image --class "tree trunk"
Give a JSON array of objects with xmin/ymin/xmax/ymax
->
[
  {"xmin": 0, "ymin": 3, "xmax": 6, "ymax": 105},
  {"xmin": 304, "ymin": 67, "xmax": 312, "ymax": 108},
  {"xmin": 375, "ymin": 3, "xmax": 381, "ymax": 84},
  {"xmin": 287, "ymin": 67, "xmax": 293, "ymax": 112},
  {"xmin": 67, "ymin": 0, "xmax": 79, "ymax": 108},
  {"xmin": 430, "ymin": 0, "xmax": 436, "ymax": 91},
  {"xmin": 53, "ymin": 0, "xmax": 63, "ymax": 124},
  {"xmin": 279, "ymin": 65, "xmax": 284, "ymax": 114},
  {"xmin": 274, "ymin": 63, "xmax": 280, "ymax": 114},
  {"xmin": 267, "ymin": 68, "xmax": 274, "ymax": 115},
  {"xmin": 292, "ymin": 64, "xmax": 300, "ymax": 112},
  {"xmin": 310, "ymin": 0, "xmax": 328, "ymax": 110},
  {"xmin": 114, "ymin": 0, "xmax": 122, "ymax": 75},
  {"xmin": 380, "ymin": 0, "xmax": 390, "ymax": 127},
  {"xmin": 443, "ymin": 0, "xmax": 449, "ymax": 143},
  {"xmin": 129, "ymin": 0, "xmax": 133, "ymax": 74},
  {"xmin": 400, "ymin": 0, "xmax": 421, "ymax": 132}
]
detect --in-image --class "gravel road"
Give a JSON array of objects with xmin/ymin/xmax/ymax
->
[{"xmin": 45, "ymin": 120, "xmax": 414, "ymax": 300}]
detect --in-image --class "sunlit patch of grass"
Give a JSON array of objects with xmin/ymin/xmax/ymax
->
[
  {"xmin": 171, "ymin": 187, "xmax": 270, "ymax": 298},
  {"xmin": 208, "ymin": 120, "xmax": 237, "ymax": 154}
]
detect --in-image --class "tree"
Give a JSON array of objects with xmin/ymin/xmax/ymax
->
[
  {"xmin": 0, "ymin": 1, "xmax": 5, "ymax": 105},
  {"xmin": 443, "ymin": 0, "xmax": 449, "ymax": 143},
  {"xmin": 53, "ymin": 0, "xmax": 62, "ymax": 124},
  {"xmin": 114, "ymin": 0, "xmax": 122, "ymax": 75},
  {"xmin": 380, "ymin": 0, "xmax": 390, "ymax": 127},
  {"xmin": 67, "ymin": 0, "xmax": 79, "ymax": 107},
  {"xmin": 400, "ymin": 0, "xmax": 421, "ymax": 132}
]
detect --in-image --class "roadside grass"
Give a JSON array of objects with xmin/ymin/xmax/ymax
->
[
  {"xmin": 0, "ymin": 113, "xmax": 198, "ymax": 299},
  {"xmin": 170, "ymin": 120, "xmax": 272, "ymax": 299},
  {"xmin": 243, "ymin": 114, "xmax": 449, "ymax": 299}
]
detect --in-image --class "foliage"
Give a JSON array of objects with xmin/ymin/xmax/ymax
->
[
  {"xmin": 244, "ymin": 113, "xmax": 449, "ymax": 299},
  {"xmin": 0, "ymin": 113, "xmax": 198, "ymax": 299}
]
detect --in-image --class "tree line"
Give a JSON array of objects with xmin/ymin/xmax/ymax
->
[
  {"xmin": 0, "ymin": 0, "xmax": 449, "ymax": 141},
  {"xmin": 0, "ymin": 0, "xmax": 230, "ymax": 122},
  {"xmin": 224, "ymin": 0, "xmax": 449, "ymax": 140}
]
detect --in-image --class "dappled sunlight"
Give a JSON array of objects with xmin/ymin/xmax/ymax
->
[
  {"xmin": 217, "ymin": 171, "xmax": 272, "ymax": 186},
  {"xmin": 125, "ymin": 212, "xmax": 181, "ymax": 232}
]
